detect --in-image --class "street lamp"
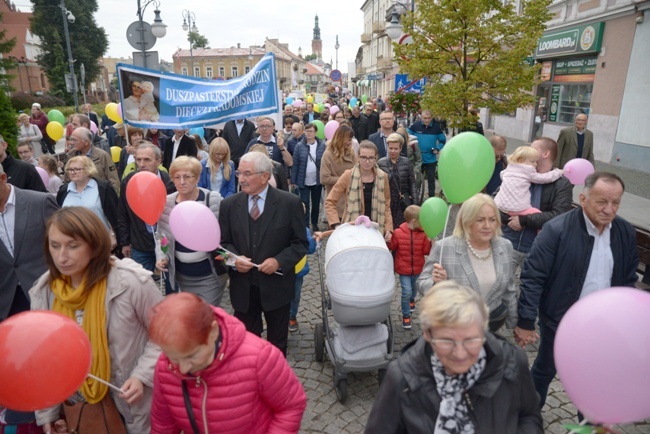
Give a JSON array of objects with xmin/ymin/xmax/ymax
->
[
  {"xmin": 386, "ymin": 1, "xmax": 415, "ymax": 41},
  {"xmin": 182, "ymin": 10, "xmax": 198, "ymax": 76},
  {"xmin": 59, "ymin": 0, "xmax": 79, "ymax": 113},
  {"xmin": 335, "ymin": 35, "xmax": 340, "ymax": 70},
  {"xmin": 130, "ymin": 0, "xmax": 167, "ymax": 68}
]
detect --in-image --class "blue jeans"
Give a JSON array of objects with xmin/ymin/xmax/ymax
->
[
  {"xmin": 422, "ymin": 163, "xmax": 437, "ymax": 198},
  {"xmin": 531, "ymin": 320, "xmax": 556, "ymax": 408},
  {"xmin": 290, "ymin": 275, "xmax": 304, "ymax": 319},
  {"xmin": 299, "ymin": 185, "xmax": 322, "ymax": 226},
  {"xmin": 399, "ymin": 274, "xmax": 419, "ymax": 318},
  {"xmin": 130, "ymin": 247, "xmax": 156, "ymax": 272}
]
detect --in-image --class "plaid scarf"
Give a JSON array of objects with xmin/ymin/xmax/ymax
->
[{"xmin": 344, "ymin": 163, "xmax": 387, "ymax": 234}]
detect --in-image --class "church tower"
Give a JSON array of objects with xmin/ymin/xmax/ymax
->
[{"xmin": 311, "ymin": 15, "xmax": 322, "ymax": 62}]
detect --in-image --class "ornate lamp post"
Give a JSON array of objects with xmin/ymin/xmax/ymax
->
[
  {"xmin": 335, "ymin": 35, "xmax": 340, "ymax": 70},
  {"xmin": 182, "ymin": 10, "xmax": 198, "ymax": 75},
  {"xmin": 130, "ymin": 0, "xmax": 167, "ymax": 68},
  {"xmin": 59, "ymin": 0, "xmax": 79, "ymax": 113}
]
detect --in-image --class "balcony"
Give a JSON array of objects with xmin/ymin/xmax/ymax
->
[
  {"xmin": 378, "ymin": 58, "xmax": 394, "ymax": 70},
  {"xmin": 372, "ymin": 21, "xmax": 386, "ymax": 34},
  {"xmin": 361, "ymin": 33, "xmax": 372, "ymax": 43}
]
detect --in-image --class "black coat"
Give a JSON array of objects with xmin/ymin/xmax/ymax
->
[
  {"xmin": 1, "ymin": 155, "xmax": 46, "ymax": 192},
  {"xmin": 218, "ymin": 187, "xmax": 308, "ymax": 312},
  {"xmin": 362, "ymin": 111, "xmax": 380, "ymax": 137},
  {"xmin": 378, "ymin": 156, "xmax": 418, "ymax": 204},
  {"xmin": 350, "ymin": 115, "xmax": 368, "ymax": 141},
  {"xmin": 365, "ymin": 334, "xmax": 543, "ymax": 434},
  {"xmin": 56, "ymin": 177, "xmax": 119, "ymax": 232},
  {"xmin": 162, "ymin": 135, "xmax": 198, "ymax": 170},
  {"xmin": 117, "ymin": 170, "xmax": 176, "ymax": 251},
  {"xmin": 221, "ymin": 120, "xmax": 258, "ymax": 165}
]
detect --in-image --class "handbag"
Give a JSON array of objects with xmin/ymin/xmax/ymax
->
[
  {"xmin": 488, "ymin": 302, "xmax": 508, "ymax": 333},
  {"xmin": 62, "ymin": 395, "xmax": 127, "ymax": 434},
  {"xmin": 182, "ymin": 381, "xmax": 201, "ymax": 434},
  {"xmin": 391, "ymin": 166, "xmax": 412, "ymax": 211}
]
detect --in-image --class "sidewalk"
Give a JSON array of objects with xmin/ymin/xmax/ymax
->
[{"xmin": 496, "ymin": 134, "xmax": 650, "ymax": 231}]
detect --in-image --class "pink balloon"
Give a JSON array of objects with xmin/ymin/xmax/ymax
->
[
  {"xmin": 116, "ymin": 103, "xmax": 123, "ymax": 120},
  {"xmin": 35, "ymin": 166, "xmax": 49, "ymax": 187},
  {"xmin": 169, "ymin": 201, "xmax": 220, "ymax": 252},
  {"xmin": 324, "ymin": 103, "xmax": 331, "ymax": 108},
  {"xmin": 324, "ymin": 120, "xmax": 340, "ymax": 140},
  {"xmin": 563, "ymin": 158, "xmax": 594, "ymax": 185},
  {"xmin": 90, "ymin": 120, "xmax": 98, "ymax": 134},
  {"xmin": 555, "ymin": 287, "xmax": 650, "ymax": 424},
  {"xmin": 329, "ymin": 105, "xmax": 340, "ymax": 115},
  {"xmin": 292, "ymin": 100, "xmax": 303, "ymax": 108}
]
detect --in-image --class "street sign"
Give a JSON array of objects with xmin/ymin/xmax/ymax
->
[
  {"xmin": 330, "ymin": 69, "xmax": 342, "ymax": 82},
  {"xmin": 133, "ymin": 51, "xmax": 159, "ymax": 69},
  {"xmin": 395, "ymin": 74, "xmax": 426, "ymax": 94},
  {"xmin": 127, "ymin": 21, "xmax": 156, "ymax": 51}
]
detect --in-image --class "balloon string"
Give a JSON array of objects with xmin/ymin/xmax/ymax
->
[
  {"xmin": 437, "ymin": 202, "xmax": 453, "ymax": 264},
  {"xmin": 87, "ymin": 373, "xmax": 124, "ymax": 394}
]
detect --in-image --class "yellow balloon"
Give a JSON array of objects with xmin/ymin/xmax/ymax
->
[
  {"xmin": 313, "ymin": 104, "xmax": 321, "ymax": 113},
  {"xmin": 295, "ymin": 255, "xmax": 307, "ymax": 274},
  {"xmin": 105, "ymin": 103, "xmax": 122, "ymax": 123},
  {"xmin": 45, "ymin": 121, "xmax": 64, "ymax": 141},
  {"xmin": 110, "ymin": 146, "xmax": 122, "ymax": 163},
  {"xmin": 307, "ymin": 96, "xmax": 314, "ymax": 103}
]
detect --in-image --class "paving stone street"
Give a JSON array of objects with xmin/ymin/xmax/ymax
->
[{"xmin": 216, "ymin": 248, "xmax": 650, "ymax": 434}]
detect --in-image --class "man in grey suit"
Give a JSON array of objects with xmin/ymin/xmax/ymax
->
[
  {"xmin": 0, "ymin": 163, "xmax": 59, "ymax": 321},
  {"xmin": 555, "ymin": 113, "xmax": 594, "ymax": 169}
]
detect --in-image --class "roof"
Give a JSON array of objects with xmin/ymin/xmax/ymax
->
[
  {"xmin": 304, "ymin": 62, "xmax": 326, "ymax": 76},
  {"xmin": 174, "ymin": 47, "xmax": 268, "ymax": 58}
]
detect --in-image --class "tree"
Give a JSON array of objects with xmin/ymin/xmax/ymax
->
[
  {"xmin": 394, "ymin": 0, "xmax": 551, "ymax": 129},
  {"xmin": 304, "ymin": 53, "xmax": 317, "ymax": 62},
  {"xmin": 30, "ymin": 0, "xmax": 108, "ymax": 106},
  {"xmin": 0, "ymin": 12, "xmax": 17, "ymax": 92},
  {"xmin": 188, "ymin": 32, "xmax": 209, "ymax": 49}
]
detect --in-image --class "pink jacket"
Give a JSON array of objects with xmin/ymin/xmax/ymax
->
[
  {"xmin": 494, "ymin": 164, "xmax": 563, "ymax": 212},
  {"xmin": 150, "ymin": 307, "xmax": 307, "ymax": 434}
]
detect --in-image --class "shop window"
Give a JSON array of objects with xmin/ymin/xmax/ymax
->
[{"xmin": 557, "ymin": 83, "xmax": 592, "ymax": 123}]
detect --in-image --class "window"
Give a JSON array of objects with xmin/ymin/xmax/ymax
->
[
  {"xmin": 182, "ymin": 67, "xmax": 188, "ymax": 75},
  {"xmin": 219, "ymin": 66, "xmax": 225, "ymax": 77},
  {"xmin": 206, "ymin": 67, "xmax": 213, "ymax": 78},
  {"xmin": 245, "ymin": 66, "xmax": 250, "ymax": 74},
  {"xmin": 194, "ymin": 66, "xmax": 200, "ymax": 77},
  {"xmin": 231, "ymin": 66, "xmax": 238, "ymax": 77},
  {"xmin": 556, "ymin": 83, "xmax": 593, "ymax": 123}
]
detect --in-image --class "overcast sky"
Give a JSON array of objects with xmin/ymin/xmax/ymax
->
[{"xmin": 16, "ymin": 0, "xmax": 366, "ymax": 74}]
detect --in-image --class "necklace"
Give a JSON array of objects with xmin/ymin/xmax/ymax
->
[{"xmin": 466, "ymin": 240, "xmax": 492, "ymax": 261}]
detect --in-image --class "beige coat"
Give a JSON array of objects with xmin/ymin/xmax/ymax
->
[
  {"xmin": 320, "ymin": 149, "xmax": 357, "ymax": 217},
  {"xmin": 30, "ymin": 258, "xmax": 163, "ymax": 434},
  {"xmin": 325, "ymin": 168, "xmax": 394, "ymax": 234}
]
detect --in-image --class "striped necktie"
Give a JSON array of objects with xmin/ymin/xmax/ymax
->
[{"xmin": 250, "ymin": 195, "xmax": 260, "ymax": 220}]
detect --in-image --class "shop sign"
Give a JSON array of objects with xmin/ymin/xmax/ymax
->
[
  {"xmin": 540, "ymin": 61, "xmax": 553, "ymax": 82},
  {"xmin": 554, "ymin": 56, "xmax": 597, "ymax": 75},
  {"xmin": 535, "ymin": 22, "xmax": 604, "ymax": 59},
  {"xmin": 549, "ymin": 84, "xmax": 561, "ymax": 122}
]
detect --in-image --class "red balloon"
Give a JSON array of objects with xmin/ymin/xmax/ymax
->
[
  {"xmin": 0, "ymin": 311, "xmax": 91, "ymax": 411},
  {"xmin": 126, "ymin": 171, "xmax": 167, "ymax": 225}
]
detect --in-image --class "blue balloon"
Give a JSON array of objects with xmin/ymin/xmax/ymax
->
[
  {"xmin": 285, "ymin": 97, "xmax": 294, "ymax": 105},
  {"xmin": 189, "ymin": 127, "xmax": 205, "ymax": 137},
  {"xmin": 349, "ymin": 97, "xmax": 358, "ymax": 107}
]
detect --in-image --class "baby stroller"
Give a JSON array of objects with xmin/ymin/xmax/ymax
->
[{"xmin": 313, "ymin": 217, "xmax": 395, "ymax": 402}]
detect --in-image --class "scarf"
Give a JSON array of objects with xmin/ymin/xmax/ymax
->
[
  {"xmin": 431, "ymin": 347, "xmax": 487, "ymax": 434},
  {"xmin": 51, "ymin": 276, "xmax": 110, "ymax": 404},
  {"xmin": 345, "ymin": 163, "xmax": 386, "ymax": 233}
]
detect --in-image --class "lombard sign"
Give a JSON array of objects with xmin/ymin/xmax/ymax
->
[{"xmin": 535, "ymin": 22, "xmax": 604, "ymax": 59}]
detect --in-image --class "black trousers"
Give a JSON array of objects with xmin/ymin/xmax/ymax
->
[{"xmin": 234, "ymin": 285, "xmax": 290, "ymax": 356}]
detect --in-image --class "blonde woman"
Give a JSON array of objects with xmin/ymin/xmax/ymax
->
[
  {"xmin": 198, "ymin": 137, "xmax": 236, "ymax": 198},
  {"xmin": 320, "ymin": 124, "xmax": 357, "ymax": 218},
  {"xmin": 17, "ymin": 113, "xmax": 43, "ymax": 157}
]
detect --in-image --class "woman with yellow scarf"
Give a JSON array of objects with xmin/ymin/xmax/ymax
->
[{"xmin": 29, "ymin": 207, "xmax": 163, "ymax": 433}]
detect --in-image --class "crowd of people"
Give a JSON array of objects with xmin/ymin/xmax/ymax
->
[{"xmin": 0, "ymin": 95, "xmax": 642, "ymax": 433}]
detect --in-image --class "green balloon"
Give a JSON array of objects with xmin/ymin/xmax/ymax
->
[
  {"xmin": 438, "ymin": 132, "xmax": 494, "ymax": 204},
  {"xmin": 312, "ymin": 120, "xmax": 325, "ymax": 140},
  {"xmin": 47, "ymin": 109, "xmax": 66, "ymax": 125},
  {"xmin": 361, "ymin": 94, "xmax": 368, "ymax": 104},
  {"xmin": 419, "ymin": 197, "xmax": 449, "ymax": 238}
]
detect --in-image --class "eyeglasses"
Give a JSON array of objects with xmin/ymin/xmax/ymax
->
[
  {"xmin": 258, "ymin": 125, "xmax": 273, "ymax": 129},
  {"xmin": 172, "ymin": 175, "xmax": 196, "ymax": 182},
  {"xmin": 430, "ymin": 337, "xmax": 486, "ymax": 352},
  {"xmin": 380, "ymin": 118, "xmax": 393, "ymax": 121},
  {"xmin": 18, "ymin": 150, "xmax": 32, "ymax": 155},
  {"xmin": 67, "ymin": 138, "xmax": 79, "ymax": 143},
  {"xmin": 66, "ymin": 168, "xmax": 84, "ymax": 174},
  {"xmin": 359, "ymin": 156, "xmax": 376, "ymax": 163},
  {"xmin": 235, "ymin": 170, "xmax": 264, "ymax": 178}
]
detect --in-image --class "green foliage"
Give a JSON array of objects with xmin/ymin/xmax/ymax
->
[
  {"xmin": 0, "ymin": 12, "xmax": 17, "ymax": 92},
  {"xmin": 304, "ymin": 53, "xmax": 317, "ymax": 61},
  {"xmin": 188, "ymin": 32, "xmax": 210, "ymax": 49},
  {"xmin": 0, "ymin": 89, "xmax": 18, "ymax": 154},
  {"xmin": 394, "ymin": 0, "xmax": 551, "ymax": 129},
  {"xmin": 387, "ymin": 92, "xmax": 421, "ymax": 117},
  {"xmin": 30, "ymin": 0, "xmax": 108, "ymax": 106},
  {"xmin": 10, "ymin": 92, "xmax": 66, "ymax": 112}
]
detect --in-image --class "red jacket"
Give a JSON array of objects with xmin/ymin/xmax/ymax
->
[
  {"xmin": 150, "ymin": 307, "xmax": 307, "ymax": 434},
  {"xmin": 388, "ymin": 222, "xmax": 432, "ymax": 275}
]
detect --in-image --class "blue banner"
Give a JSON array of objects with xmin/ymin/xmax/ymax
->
[{"xmin": 116, "ymin": 52, "xmax": 279, "ymax": 129}]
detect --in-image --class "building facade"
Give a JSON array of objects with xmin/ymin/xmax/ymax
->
[{"xmin": 489, "ymin": 0, "xmax": 650, "ymax": 173}]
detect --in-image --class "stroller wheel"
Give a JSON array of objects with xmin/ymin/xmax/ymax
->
[
  {"xmin": 378, "ymin": 368, "xmax": 387, "ymax": 386},
  {"xmin": 314, "ymin": 323, "xmax": 325, "ymax": 362},
  {"xmin": 335, "ymin": 378, "xmax": 348, "ymax": 403}
]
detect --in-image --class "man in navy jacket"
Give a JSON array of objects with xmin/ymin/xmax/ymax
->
[{"xmin": 515, "ymin": 172, "xmax": 638, "ymax": 408}]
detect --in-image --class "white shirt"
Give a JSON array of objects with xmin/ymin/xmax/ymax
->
[
  {"xmin": 172, "ymin": 135, "xmax": 183, "ymax": 161},
  {"xmin": 236, "ymin": 120, "xmax": 245, "ymax": 136},
  {"xmin": 305, "ymin": 143, "xmax": 318, "ymax": 186},
  {"xmin": 248, "ymin": 185, "xmax": 269, "ymax": 216},
  {"xmin": 580, "ymin": 212, "xmax": 614, "ymax": 299},
  {"xmin": 0, "ymin": 185, "xmax": 16, "ymax": 257}
]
